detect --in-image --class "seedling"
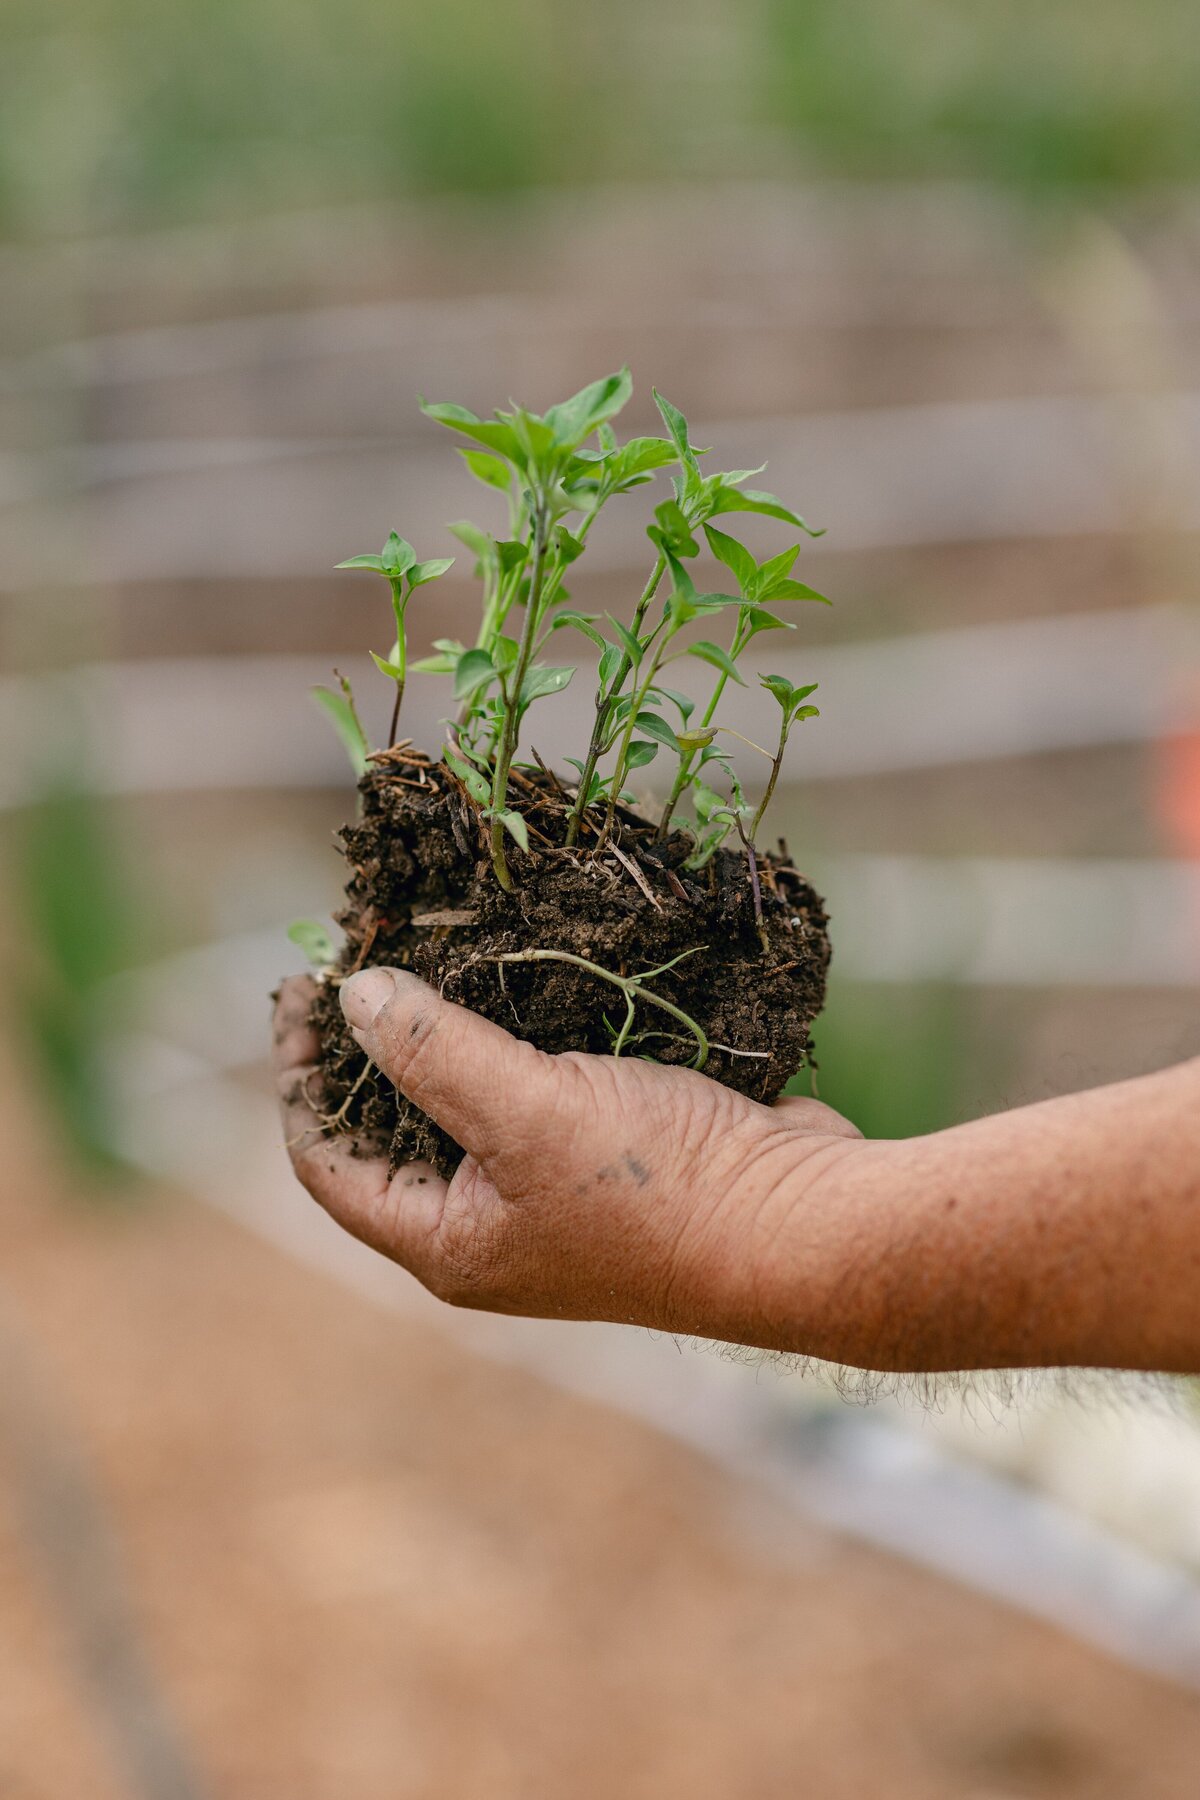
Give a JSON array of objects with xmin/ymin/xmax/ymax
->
[
  {"xmin": 316, "ymin": 372, "xmax": 828, "ymax": 890},
  {"xmin": 292, "ymin": 372, "xmax": 835, "ymax": 1175}
]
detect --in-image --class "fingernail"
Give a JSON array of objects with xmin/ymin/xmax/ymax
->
[{"xmin": 339, "ymin": 966, "xmax": 399, "ymax": 1031}]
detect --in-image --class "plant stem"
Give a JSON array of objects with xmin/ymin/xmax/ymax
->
[
  {"xmin": 748, "ymin": 720, "xmax": 789, "ymax": 843},
  {"xmin": 565, "ymin": 553, "xmax": 665, "ymax": 846},
  {"xmin": 494, "ymin": 947, "xmax": 710, "ymax": 1068},
  {"xmin": 388, "ymin": 577, "xmax": 408, "ymax": 747},
  {"xmin": 601, "ymin": 622, "xmax": 675, "ymax": 841},
  {"xmin": 656, "ymin": 607, "xmax": 752, "ymax": 838},
  {"xmin": 489, "ymin": 498, "xmax": 550, "ymax": 889}
]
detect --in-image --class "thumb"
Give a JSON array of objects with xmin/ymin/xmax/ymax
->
[{"xmin": 339, "ymin": 965, "xmax": 561, "ymax": 1167}]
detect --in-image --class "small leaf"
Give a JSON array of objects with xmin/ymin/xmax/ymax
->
[
  {"xmin": 492, "ymin": 633, "xmax": 520, "ymax": 672},
  {"xmin": 633, "ymin": 711, "xmax": 681, "ymax": 752},
  {"xmin": 519, "ymin": 664, "xmax": 575, "ymax": 705},
  {"xmin": 650, "ymin": 684, "xmax": 696, "ymax": 723},
  {"xmin": 496, "ymin": 808, "xmax": 530, "ymax": 852},
  {"xmin": 792, "ymin": 704, "xmax": 820, "ymax": 722},
  {"xmin": 703, "ymin": 523, "xmax": 756, "ymax": 594},
  {"xmin": 459, "ymin": 448, "xmax": 512, "ymax": 490},
  {"xmin": 606, "ymin": 614, "xmax": 644, "ymax": 668},
  {"xmin": 653, "ymin": 389, "xmax": 697, "ymax": 468},
  {"xmin": 312, "ymin": 682, "xmax": 369, "ymax": 776},
  {"xmin": 692, "ymin": 780, "xmax": 725, "ymax": 824},
  {"xmin": 448, "ymin": 520, "xmax": 496, "ymax": 561},
  {"xmin": 742, "ymin": 608, "xmax": 795, "ymax": 641},
  {"xmin": 381, "ymin": 531, "xmax": 416, "ymax": 577},
  {"xmin": 598, "ymin": 643, "xmax": 625, "ymax": 689},
  {"xmin": 624, "ymin": 739, "xmax": 659, "ymax": 770},
  {"xmin": 419, "ymin": 399, "xmax": 524, "ymax": 462},
  {"xmin": 653, "ymin": 499, "xmax": 699, "ymax": 557},
  {"xmin": 443, "ymin": 743, "xmax": 491, "ymax": 805},
  {"xmin": 759, "ymin": 576, "xmax": 831, "ymax": 604},
  {"xmin": 496, "ymin": 539, "xmax": 529, "ymax": 576},
  {"xmin": 686, "ymin": 640, "xmax": 747, "ymax": 686},
  {"xmin": 453, "ymin": 647, "xmax": 495, "ymax": 701},
  {"xmin": 759, "ymin": 673, "xmax": 796, "ymax": 711},
  {"xmin": 288, "ymin": 920, "xmax": 336, "ymax": 966},
  {"xmin": 677, "ymin": 727, "xmax": 717, "ymax": 752},
  {"xmin": 555, "ymin": 525, "xmax": 586, "ymax": 564},
  {"xmin": 548, "ymin": 609, "xmax": 606, "ymax": 649},
  {"xmin": 544, "ymin": 368, "xmax": 633, "ymax": 449},
  {"xmin": 407, "ymin": 557, "xmax": 455, "ymax": 588},
  {"xmin": 335, "ymin": 553, "xmax": 387, "ymax": 572},
  {"xmin": 754, "ymin": 545, "xmax": 800, "ymax": 593},
  {"xmin": 707, "ymin": 485, "xmax": 824, "ymax": 536},
  {"xmin": 615, "ymin": 436, "xmax": 677, "ymax": 483},
  {"xmin": 370, "ymin": 651, "xmax": 405, "ymax": 681}
]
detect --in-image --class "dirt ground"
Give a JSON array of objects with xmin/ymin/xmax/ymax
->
[{"xmin": 3, "ymin": 1068, "xmax": 1200, "ymax": 1800}]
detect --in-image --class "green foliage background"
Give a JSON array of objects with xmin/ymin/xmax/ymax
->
[{"xmin": 2, "ymin": 0, "xmax": 1198, "ymax": 241}]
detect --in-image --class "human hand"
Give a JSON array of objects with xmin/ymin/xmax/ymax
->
[{"xmin": 273, "ymin": 968, "xmax": 864, "ymax": 1350}]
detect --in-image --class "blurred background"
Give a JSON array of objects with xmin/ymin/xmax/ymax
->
[{"xmin": 3, "ymin": 1, "xmax": 1200, "ymax": 1795}]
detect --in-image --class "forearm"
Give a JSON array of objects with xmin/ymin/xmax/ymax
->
[{"xmin": 758, "ymin": 1057, "xmax": 1200, "ymax": 1373}]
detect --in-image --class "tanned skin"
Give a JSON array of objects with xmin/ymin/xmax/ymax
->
[{"xmin": 274, "ymin": 968, "xmax": 1200, "ymax": 1375}]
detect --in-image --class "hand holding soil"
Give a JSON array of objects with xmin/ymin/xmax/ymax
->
[{"xmin": 276, "ymin": 972, "xmax": 1200, "ymax": 1377}]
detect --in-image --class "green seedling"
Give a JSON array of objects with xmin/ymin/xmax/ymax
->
[
  {"xmin": 336, "ymin": 531, "xmax": 454, "ymax": 746},
  {"xmin": 322, "ymin": 372, "xmax": 827, "ymax": 896}
]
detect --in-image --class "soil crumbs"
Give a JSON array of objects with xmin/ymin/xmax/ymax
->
[{"xmin": 310, "ymin": 748, "xmax": 831, "ymax": 1175}]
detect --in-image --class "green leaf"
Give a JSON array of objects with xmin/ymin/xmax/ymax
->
[
  {"xmin": 653, "ymin": 389, "xmax": 697, "ymax": 468},
  {"xmin": 496, "ymin": 539, "xmax": 529, "ymax": 576},
  {"xmin": 287, "ymin": 920, "xmax": 336, "ymax": 966},
  {"xmin": 706, "ymin": 485, "xmax": 824, "ymax": 535},
  {"xmin": 448, "ymin": 520, "xmax": 496, "ymax": 561},
  {"xmin": 605, "ymin": 614, "xmax": 644, "ymax": 668},
  {"xmin": 370, "ymin": 651, "xmax": 404, "ymax": 681},
  {"xmin": 758, "ymin": 576, "xmax": 831, "ymax": 604},
  {"xmin": 792, "ymin": 704, "xmax": 820, "ymax": 722},
  {"xmin": 598, "ymin": 643, "xmax": 625, "ymax": 690},
  {"xmin": 509, "ymin": 406, "xmax": 557, "ymax": 465},
  {"xmin": 492, "ymin": 633, "xmax": 520, "ymax": 672},
  {"xmin": 453, "ymin": 647, "xmax": 495, "ymax": 701},
  {"xmin": 633, "ymin": 711, "xmax": 681, "ymax": 752},
  {"xmin": 519, "ymin": 664, "xmax": 575, "ymax": 705},
  {"xmin": 624, "ymin": 739, "xmax": 659, "ymax": 771},
  {"xmin": 419, "ymin": 399, "xmax": 523, "ymax": 462},
  {"xmin": 410, "ymin": 651, "xmax": 457, "ymax": 674},
  {"xmin": 312, "ymin": 682, "xmax": 369, "ymax": 776},
  {"xmin": 759, "ymin": 673, "xmax": 796, "ymax": 711},
  {"xmin": 334, "ymin": 553, "xmax": 387, "ymax": 573},
  {"xmin": 703, "ymin": 523, "xmax": 755, "ymax": 594},
  {"xmin": 381, "ymin": 532, "xmax": 416, "ymax": 577},
  {"xmin": 554, "ymin": 525, "xmax": 586, "ymax": 565},
  {"xmin": 742, "ymin": 608, "xmax": 795, "ymax": 640},
  {"xmin": 407, "ymin": 557, "xmax": 456, "ymax": 588},
  {"xmin": 496, "ymin": 808, "xmax": 530, "ymax": 852},
  {"xmin": 754, "ymin": 545, "xmax": 800, "ymax": 593},
  {"xmin": 653, "ymin": 499, "xmax": 699, "ymax": 557},
  {"xmin": 544, "ymin": 368, "xmax": 633, "ymax": 449},
  {"xmin": 686, "ymin": 640, "xmax": 747, "ymax": 685},
  {"xmin": 548, "ymin": 609, "xmax": 606, "ymax": 649},
  {"xmin": 614, "ymin": 436, "xmax": 677, "ymax": 484},
  {"xmin": 649, "ymin": 684, "xmax": 696, "ymax": 723},
  {"xmin": 676, "ymin": 726, "xmax": 717, "ymax": 752},
  {"xmin": 443, "ymin": 743, "xmax": 491, "ymax": 805},
  {"xmin": 459, "ymin": 448, "xmax": 512, "ymax": 490},
  {"xmin": 692, "ymin": 780, "xmax": 725, "ymax": 824}
]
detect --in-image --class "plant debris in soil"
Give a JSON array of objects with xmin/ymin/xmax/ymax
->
[{"xmin": 307, "ymin": 746, "xmax": 831, "ymax": 1179}]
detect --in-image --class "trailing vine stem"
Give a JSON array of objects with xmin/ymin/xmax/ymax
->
[{"xmin": 492, "ymin": 946, "xmax": 711, "ymax": 1068}]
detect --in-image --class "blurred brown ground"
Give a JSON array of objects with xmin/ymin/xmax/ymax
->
[{"xmin": 4, "ymin": 1046, "xmax": 1200, "ymax": 1800}]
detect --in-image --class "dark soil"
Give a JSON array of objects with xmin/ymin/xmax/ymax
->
[{"xmin": 307, "ymin": 745, "xmax": 831, "ymax": 1178}]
